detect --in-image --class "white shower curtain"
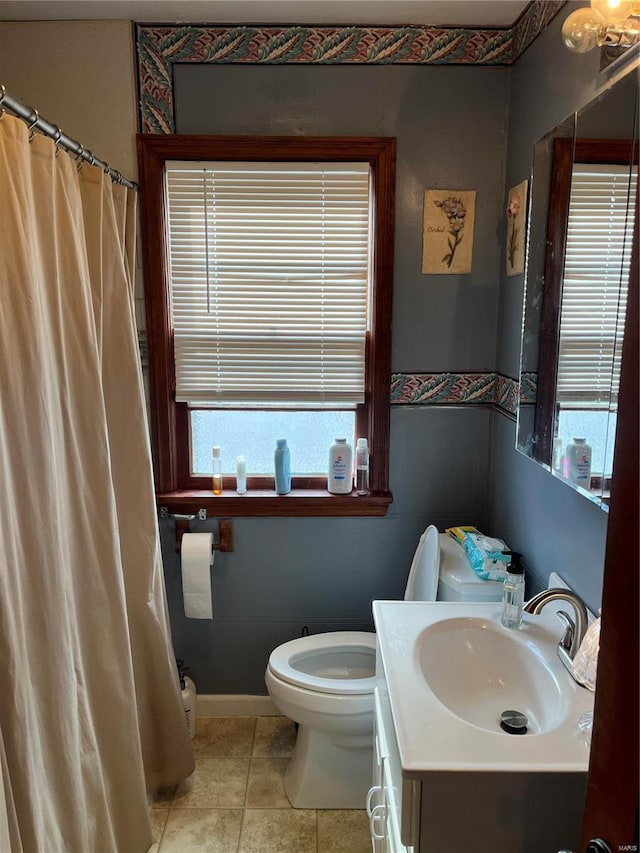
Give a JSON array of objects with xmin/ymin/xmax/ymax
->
[{"xmin": 0, "ymin": 115, "xmax": 194, "ymax": 852}]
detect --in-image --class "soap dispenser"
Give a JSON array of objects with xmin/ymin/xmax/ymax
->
[{"xmin": 501, "ymin": 552, "xmax": 525, "ymax": 629}]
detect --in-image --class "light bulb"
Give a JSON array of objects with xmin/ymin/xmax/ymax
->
[
  {"xmin": 591, "ymin": 0, "xmax": 633, "ymax": 24},
  {"xmin": 562, "ymin": 7, "xmax": 607, "ymax": 52}
]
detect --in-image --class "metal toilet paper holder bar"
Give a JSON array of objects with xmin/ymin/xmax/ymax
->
[{"xmin": 159, "ymin": 508, "xmax": 234, "ymax": 553}]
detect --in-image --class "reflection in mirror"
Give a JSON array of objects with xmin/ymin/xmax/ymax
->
[{"xmin": 517, "ymin": 69, "xmax": 639, "ymax": 508}]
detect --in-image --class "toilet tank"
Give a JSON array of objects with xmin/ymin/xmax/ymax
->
[{"xmin": 437, "ymin": 534, "xmax": 503, "ymax": 603}]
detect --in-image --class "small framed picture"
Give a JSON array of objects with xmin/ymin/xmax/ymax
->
[
  {"xmin": 422, "ymin": 189, "xmax": 476, "ymax": 274},
  {"xmin": 506, "ymin": 179, "xmax": 528, "ymax": 276}
]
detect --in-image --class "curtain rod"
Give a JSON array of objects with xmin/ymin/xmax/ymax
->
[{"xmin": 0, "ymin": 84, "xmax": 137, "ymax": 191}]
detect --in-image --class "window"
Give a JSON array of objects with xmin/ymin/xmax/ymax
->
[
  {"xmin": 137, "ymin": 136, "xmax": 395, "ymax": 516},
  {"xmin": 536, "ymin": 137, "xmax": 637, "ymax": 486},
  {"xmin": 554, "ymin": 162, "xmax": 636, "ymax": 479}
]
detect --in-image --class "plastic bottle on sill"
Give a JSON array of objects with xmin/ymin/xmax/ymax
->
[
  {"xmin": 236, "ymin": 455, "xmax": 247, "ymax": 495},
  {"xmin": 274, "ymin": 439, "xmax": 291, "ymax": 495},
  {"xmin": 211, "ymin": 446, "xmax": 223, "ymax": 495},
  {"xmin": 328, "ymin": 438, "xmax": 353, "ymax": 495},
  {"xmin": 354, "ymin": 437, "xmax": 370, "ymax": 495},
  {"xmin": 566, "ymin": 438, "xmax": 592, "ymax": 488}
]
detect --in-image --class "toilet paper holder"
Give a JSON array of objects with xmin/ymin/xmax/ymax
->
[{"xmin": 160, "ymin": 508, "xmax": 234, "ymax": 553}]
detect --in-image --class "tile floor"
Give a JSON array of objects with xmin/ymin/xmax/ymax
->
[{"xmin": 150, "ymin": 716, "xmax": 371, "ymax": 853}]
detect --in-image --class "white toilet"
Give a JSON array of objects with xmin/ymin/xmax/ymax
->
[{"xmin": 265, "ymin": 526, "xmax": 504, "ymax": 808}]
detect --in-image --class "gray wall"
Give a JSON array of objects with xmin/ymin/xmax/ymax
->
[
  {"xmin": 166, "ymin": 15, "xmax": 621, "ymax": 690},
  {"xmin": 0, "ymin": 14, "xmax": 617, "ymax": 694},
  {"xmin": 168, "ymin": 64, "xmax": 508, "ymax": 692},
  {"xmin": 488, "ymin": 5, "xmax": 610, "ymax": 611}
]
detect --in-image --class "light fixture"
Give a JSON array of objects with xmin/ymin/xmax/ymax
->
[{"xmin": 562, "ymin": 0, "xmax": 640, "ymax": 55}]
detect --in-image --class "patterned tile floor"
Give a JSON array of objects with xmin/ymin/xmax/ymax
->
[{"xmin": 149, "ymin": 716, "xmax": 371, "ymax": 852}]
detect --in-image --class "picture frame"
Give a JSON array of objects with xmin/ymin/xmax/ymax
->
[
  {"xmin": 422, "ymin": 189, "xmax": 476, "ymax": 275},
  {"xmin": 506, "ymin": 179, "xmax": 528, "ymax": 276}
]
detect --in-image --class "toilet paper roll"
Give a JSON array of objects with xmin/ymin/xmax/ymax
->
[{"xmin": 181, "ymin": 532, "xmax": 214, "ymax": 619}]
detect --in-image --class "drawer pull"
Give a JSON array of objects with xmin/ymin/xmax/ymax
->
[
  {"xmin": 370, "ymin": 803, "xmax": 387, "ymax": 841},
  {"xmin": 366, "ymin": 785, "xmax": 382, "ymax": 817}
]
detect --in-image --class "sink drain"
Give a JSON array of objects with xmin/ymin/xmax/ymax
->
[{"xmin": 500, "ymin": 710, "xmax": 528, "ymax": 735}]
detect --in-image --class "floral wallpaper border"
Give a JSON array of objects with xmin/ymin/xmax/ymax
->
[
  {"xmin": 136, "ymin": 0, "xmax": 565, "ymax": 133},
  {"xmin": 391, "ymin": 372, "xmax": 537, "ymax": 417}
]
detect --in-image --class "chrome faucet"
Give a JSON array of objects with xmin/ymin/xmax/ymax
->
[{"xmin": 523, "ymin": 588, "xmax": 589, "ymax": 683}]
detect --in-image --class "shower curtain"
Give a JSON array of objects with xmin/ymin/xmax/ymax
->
[{"xmin": 0, "ymin": 115, "xmax": 194, "ymax": 851}]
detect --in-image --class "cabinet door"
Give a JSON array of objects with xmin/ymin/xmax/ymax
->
[{"xmin": 368, "ymin": 688, "xmax": 389, "ymax": 851}]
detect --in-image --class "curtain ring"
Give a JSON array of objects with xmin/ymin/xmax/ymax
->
[
  {"xmin": 52, "ymin": 126, "xmax": 62, "ymax": 156},
  {"xmin": 74, "ymin": 145, "xmax": 85, "ymax": 170},
  {"xmin": 27, "ymin": 109, "xmax": 39, "ymax": 142}
]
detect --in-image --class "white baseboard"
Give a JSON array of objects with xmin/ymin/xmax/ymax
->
[{"xmin": 197, "ymin": 694, "xmax": 280, "ymax": 716}]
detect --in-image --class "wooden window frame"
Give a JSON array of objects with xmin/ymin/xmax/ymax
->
[{"xmin": 137, "ymin": 134, "xmax": 396, "ymax": 517}]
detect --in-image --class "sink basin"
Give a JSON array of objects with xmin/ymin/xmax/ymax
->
[
  {"xmin": 372, "ymin": 601, "xmax": 594, "ymax": 773},
  {"xmin": 416, "ymin": 616, "xmax": 564, "ymax": 734}
]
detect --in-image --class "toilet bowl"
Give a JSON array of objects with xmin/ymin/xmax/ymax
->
[
  {"xmin": 265, "ymin": 526, "xmax": 503, "ymax": 808},
  {"xmin": 265, "ymin": 631, "xmax": 376, "ymax": 808}
]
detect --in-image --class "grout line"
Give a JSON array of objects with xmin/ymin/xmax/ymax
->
[
  {"xmin": 238, "ymin": 799, "xmax": 247, "ymax": 853},
  {"xmin": 243, "ymin": 758, "xmax": 251, "ymax": 809},
  {"xmin": 249, "ymin": 715, "xmax": 258, "ymax": 757},
  {"xmin": 316, "ymin": 808, "xmax": 319, "ymax": 853},
  {"xmin": 157, "ymin": 810, "xmax": 168, "ymax": 852},
  {"xmin": 243, "ymin": 718, "xmax": 255, "ymax": 810}
]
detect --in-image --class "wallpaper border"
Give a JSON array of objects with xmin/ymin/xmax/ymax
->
[
  {"xmin": 390, "ymin": 372, "xmax": 537, "ymax": 417},
  {"xmin": 135, "ymin": 1, "xmax": 565, "ymax": 133}
]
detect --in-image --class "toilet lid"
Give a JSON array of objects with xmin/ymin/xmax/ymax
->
[
  {"xmin": 268, "ymin": 631, "xmax": 377, "ymax": 696},
  {"xmin": 404, "ymin": 524, "xmax": 440, "ymax": 602}
]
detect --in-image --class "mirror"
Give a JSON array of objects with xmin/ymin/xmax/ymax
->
[{"xmin": 517, "ymin": 69, "xmax": 638, "ymax": 508}]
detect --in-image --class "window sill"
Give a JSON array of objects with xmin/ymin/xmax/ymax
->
[{"xmin": 156, "ymin": 489, "xmax": 392, "ymax": 517}]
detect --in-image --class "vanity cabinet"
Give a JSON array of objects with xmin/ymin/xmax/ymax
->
[
  {"xmin": 367, "ymin": 683, "xmax": 419, "ymax": 852},
  {"xmin": 370, "ymin": 634, "xmax": 588, "ymax": 853}
]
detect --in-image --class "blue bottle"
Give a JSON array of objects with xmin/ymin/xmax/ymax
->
[{"xmin": 274, "ymin": 439, "xmax": 291, "ymax": 495}]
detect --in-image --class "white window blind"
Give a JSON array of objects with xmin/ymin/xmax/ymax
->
[
  {"xmin": 556, "ymin": 163, "xmax": 637, "ymax": 407},
  {"xmin": 165, "ymin": 161, "xmax": 371, "ymax": 407}
]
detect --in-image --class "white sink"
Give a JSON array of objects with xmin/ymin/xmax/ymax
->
[
  {"xmin": 416, "ymin": 615, "xmax": 564, "ymax": 734},
  {"xmin": 373, "ymin": 601, "xmax": 594, "ymax": 774}
]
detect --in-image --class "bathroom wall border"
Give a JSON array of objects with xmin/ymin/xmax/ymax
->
[
  {"xmin": 135, "ymin": 1, "xmax": 565, "ymax": 133},
  {"xmin": 390, "ymin": 371, "xmax": 531, "ymax": 418}
]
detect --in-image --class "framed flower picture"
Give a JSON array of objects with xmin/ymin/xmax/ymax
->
[
  {"xmin": 422, "ymin": 189, "xmax": 476, "ymax": 274},
  {"xmin": 506, "ymin": 179, "xmax": 528, "ymax": 276}
]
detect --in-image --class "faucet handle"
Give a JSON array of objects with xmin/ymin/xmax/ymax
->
[{"xmin": 556, "ymin": 610, "xmax": 575, "ymax": 651}]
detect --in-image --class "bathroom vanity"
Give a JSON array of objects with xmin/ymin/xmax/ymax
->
[{"xmin": 368, "ymin": 601, "xmax": 594, "ymax": 852}]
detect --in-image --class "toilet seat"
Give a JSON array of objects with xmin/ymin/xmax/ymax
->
[{"xmin": 268, "ymin": 631, "xmax": 376, "ymax": 696}]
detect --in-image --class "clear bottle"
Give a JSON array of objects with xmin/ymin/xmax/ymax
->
[
  {"xmin": 328, "ymin": 438, "xmax": 353, "ymax": 495},
  {"xmin": 211, "ymin": 446, "xmax": 222, "ymax": 495},
  {"xmin": 566, "ymin": 437, "xmax": 592, "ymax": 488},
  {"xmin": 354, "ymin": 437, "xmax": 369, "ymax": 495},
  {"xmin": 274, "ymin": 439, "xmax": 291, "ymax": 495},
  {"xmin": 501, "ymin": 552, "xmax": 525, "ymax": 630}
]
